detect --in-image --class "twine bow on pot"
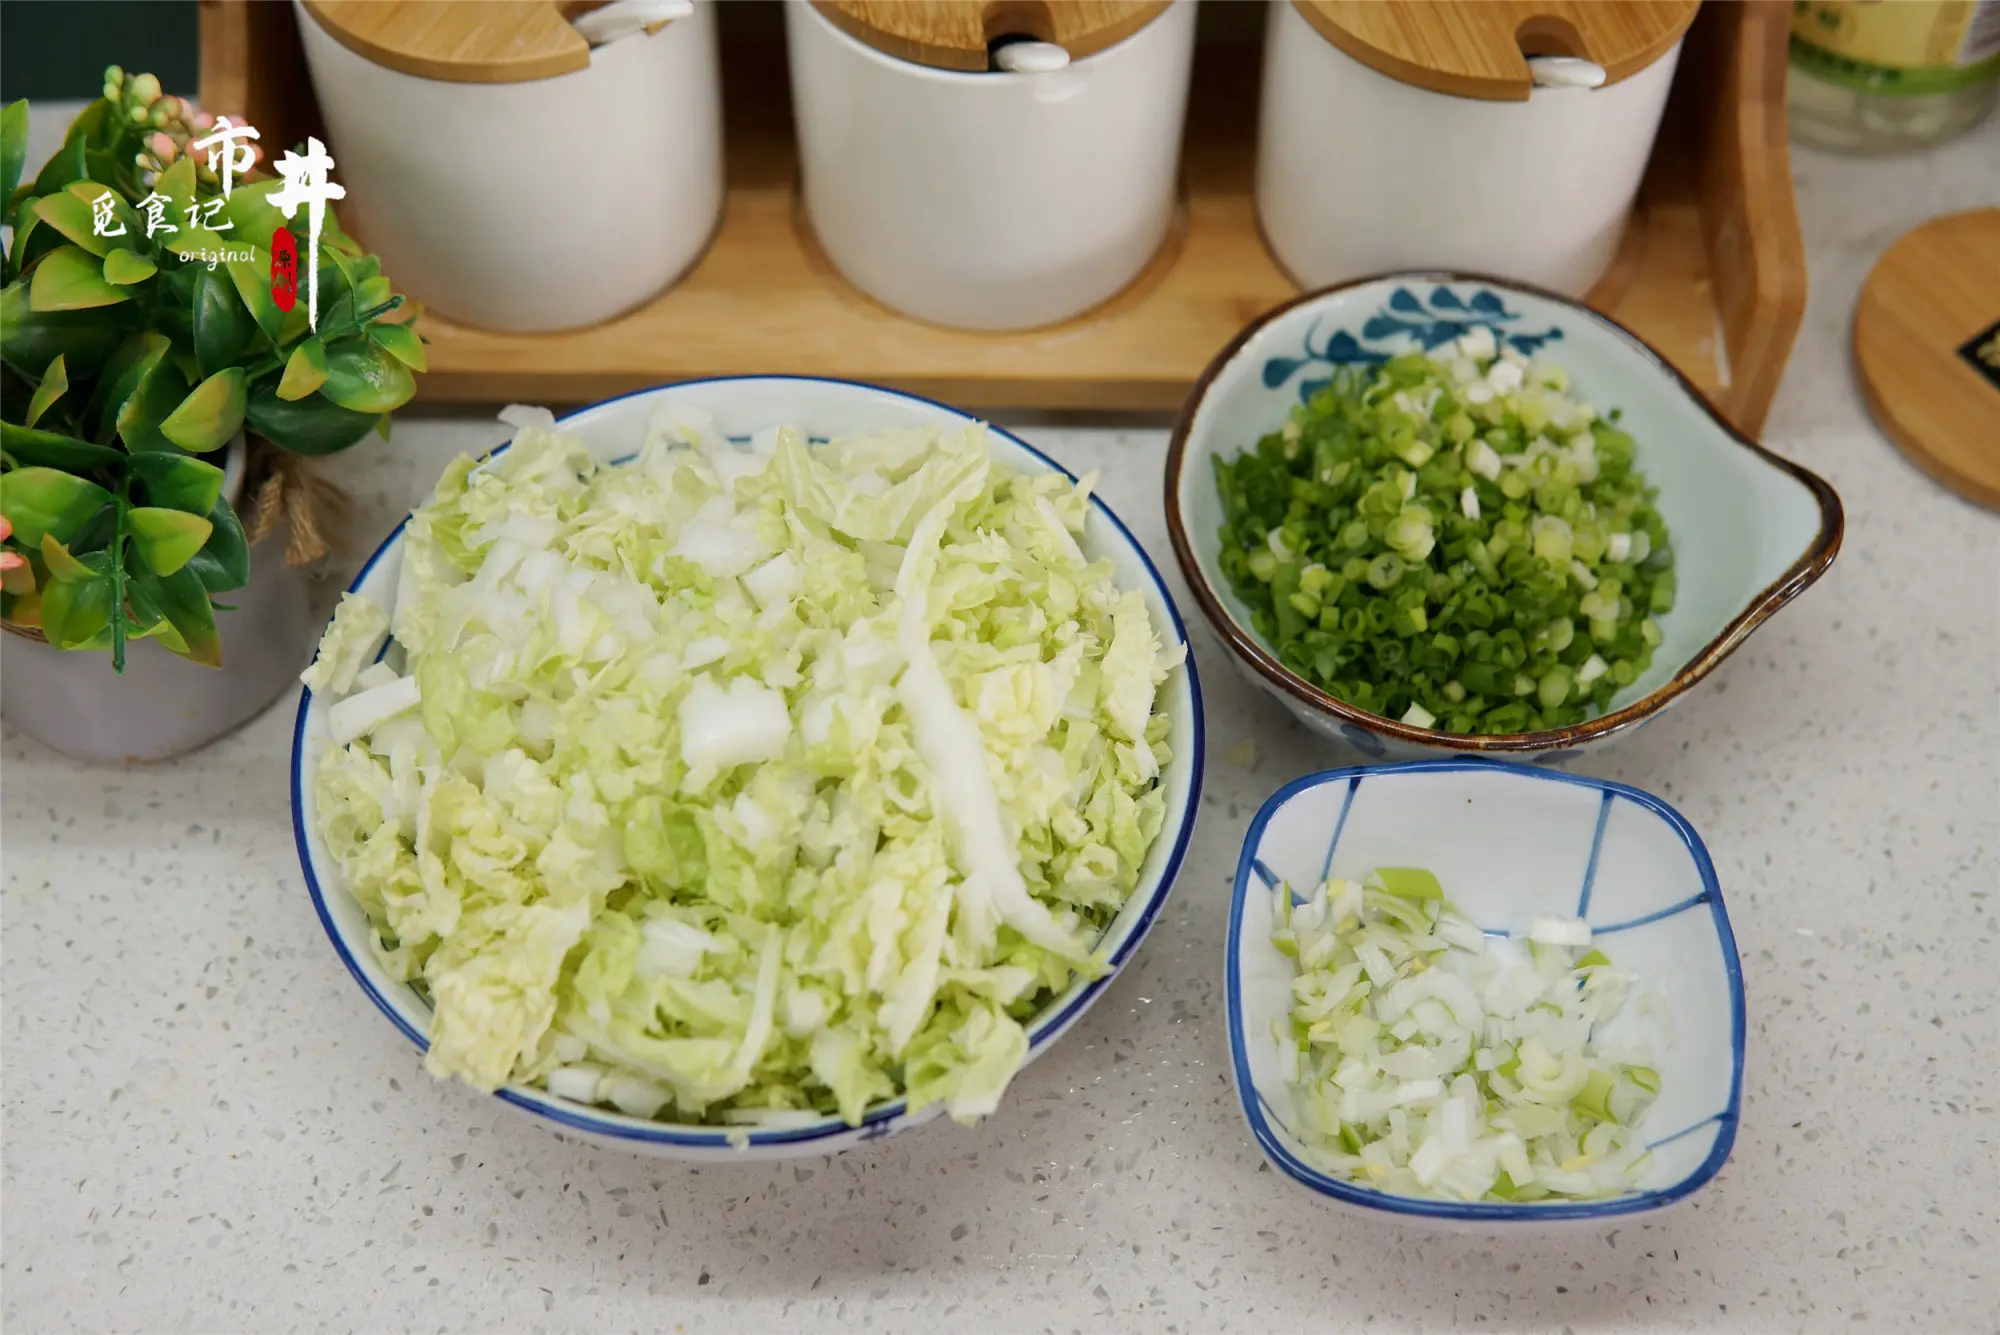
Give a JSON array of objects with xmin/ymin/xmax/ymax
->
[{"xmin": 240, "ymin": 439, "xmax": 352, "ymax": 568}]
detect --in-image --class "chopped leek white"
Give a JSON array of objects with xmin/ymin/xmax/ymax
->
[{"xmin": 1270, "ymin": 868, "xmax": 1660, "ymax": 1202}]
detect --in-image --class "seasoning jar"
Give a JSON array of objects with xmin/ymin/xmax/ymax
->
[
  {"xmin": 787, "ymin": 0, "xmax": 1197, "ymax": 331},
  {"xmin": 1788, "ymin": 0, "xmax": 2000, "ymax": 152},
  {"xmin": 295, "ymin": 0, "xmax": 724, "ymax": 332},
  {"xmin": 1255, "ymin": 0, "xmax": 1699, "ymax": 299}
]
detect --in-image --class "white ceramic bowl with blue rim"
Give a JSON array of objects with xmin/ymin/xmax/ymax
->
[
  {"xmin": 1227, "ymin": 758, "xmax": 1744, "ymax": 1229},
  {"xmin": 1165, "ymin": 272, "xmax": 1843, "ymax": 763},
  {"xmin": 291, "ymin": 375, "xmax": 1204, "ymax": 1160}
]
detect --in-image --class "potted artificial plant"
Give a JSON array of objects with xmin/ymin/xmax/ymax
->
[{"xmin": 0, "ymin": 71, "xmax": 423, "ymax": 761}]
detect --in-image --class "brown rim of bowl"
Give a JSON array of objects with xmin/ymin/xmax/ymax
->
[{"xmin": 1163, "ymin": 268, "xmax": 1845, "ymax": 754}]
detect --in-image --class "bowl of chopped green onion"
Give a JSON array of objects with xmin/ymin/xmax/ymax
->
[
  {"xmin": 1228, "ymin": 759, "xmax": 1744, "ymax": 1226},
  {"xmin": 1166, "ymin": 274, "xmax": 1842, "ymax": 760}
]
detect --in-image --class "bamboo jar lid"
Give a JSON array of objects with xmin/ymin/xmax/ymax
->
[
  {"xmin": 1854, "ymin": 208, "xmax": 2000, "ymax": 512},
  {"xmin": 812, "ymin": 0, "xmax": 1171, "ymax": 71},
  {"xmin": 1291, "ymin": 0, "xmax": 1701, "ymax": 101},
  {"xmin": 302, "ymin": 1, "xmax": 620, "ymax": 83}
]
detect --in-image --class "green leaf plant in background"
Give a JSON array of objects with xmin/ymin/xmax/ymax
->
[{"xmin": 0, "ymin": 71, "xmax": 425, "ymax": 669}]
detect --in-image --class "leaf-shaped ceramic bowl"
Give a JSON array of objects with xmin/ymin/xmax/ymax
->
[
  {"xmin": 1229, "ymin": 760, "xmax": 1745, "ymax": 1228},
  {"xmin": 1165, "ymin": 274, "xmax": 1843, "ymax": 762}
]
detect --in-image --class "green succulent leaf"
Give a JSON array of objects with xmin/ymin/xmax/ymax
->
[
  {"xmin": 0, "ymin": 100, "xmax": 27, "ymax": 220},
  {"xmin": 122, "ymin": 568, "xmax": 168, "ymax": 638},
  {"xmin": 245, "ymin": 380, "xmax": 381, "ymax": 456},
  {"xmin": 31, "ymin": 192, "xmax": 113, "ymax": 257},
  {"xmin": 192, "ymin": 265, "xmax": 256, "ymax": 377},
  {"xmin": 278, "ymin": 335, "xmax": 329, "ymax": 400},
  {"xmin": 216, "ymin": 177, "xmax": 289, "ymax": 248},
  {"xmin": 225, "ymin": 249, "xmax": 283, "ymax": 342},
  {"xmin": 115, "ymin": 358, "xmax": 189, "ymax": 453},
  {"xmin": 0, "ymin": 466, "xmax": 112, "ymax": 547},
  {"xmin": 36, "ymin": 548, "xmax": 116, "ymax": 651},
  {"xmin": 0, "ymin": 420, "xmax": 124, "ymax": 471},
  {"xmin": 185, "ymin": 489, "xmax": 250, "ymax": 593},
  {"xmin": 30, "ymin": 123, "xmax": 86, "ymax": 198},
  {"xmin": 127, "ymin": 504, "xmax": 214, "ymax": 576},
  {"xmin": 37, "ymin": 530, "xmax": 98, "ymax": 582},
  {"xmin": 126, "ymin": 449, "xmax": 225, "ymax": 515},
  {"xmin": 7, "ymin": 197, "xmax": 43, "ymax": 272},
  {"xmin": 29, "ymin": 244, "xmax": 131, "ymax": 311},
  {"xmin": 159, "ymin": 367, "xmax": 246, "ymax": 453},
  {"xmin": 84, "ymin": 331, "xmax": 170, "ymax": 439},
  {"xmin": 153, "ymin": 155, "xmax": 197, "ymax": 224},
  {"xmin": 3, "ymin": 275, "xmax": 123, "ymax": 380},
  {"xmin": 316, "ymin": 260, "xmax": 357, "ymax": 333},
  {"xmin": 1, "ymin": 278, "xmax": 125, "ymax": 380},
  {"xmin": 63, "ymin": 181, "xmax": 140, "ymax": 240},
  {"xmin": 130, "ymin": 564, "xmax": 220, "ymax": 666},
  {"xmin": 25, "ymin": 352, "xmax": 67, "ymax": 427},
  {"xmin": 321, "ymin": 337, "xmax": 415, "ymax": 414},
  {"xmin": 102, "ymin": 248, "xmax": 157, "ymax": 285},
  {"xmin": 369, "ymin": 322, "xmax": 427, "ymax": 372},
  {"xmin": 278, "ymin": 293, "xmax": 313, "ymax": 346}
]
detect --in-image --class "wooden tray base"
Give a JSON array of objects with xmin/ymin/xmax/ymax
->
[{"xmin": 202, "ymin": 1, "xmax": 1804, "ymax": 432}]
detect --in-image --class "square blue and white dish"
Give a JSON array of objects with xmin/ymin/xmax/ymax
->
[
  {"xmin": 1227, "ymin": 759, "xmax": 1744, "ymax": 1229},
  {"xmin": 1166, "ymin": 273, "xmax": 1843, "ymax": 763}
]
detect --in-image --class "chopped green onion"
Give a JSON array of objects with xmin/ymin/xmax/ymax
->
[{"xmin": 1211, "ymin": 345, "xmax": 1674, "ymax": 735}]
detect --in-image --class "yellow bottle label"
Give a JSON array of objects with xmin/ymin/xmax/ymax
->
[{"xmin": 1791, "ymin": 0, "xmax": 2000, "ymax": 93}]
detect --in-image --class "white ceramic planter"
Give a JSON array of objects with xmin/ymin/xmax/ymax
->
[
  {"xmin": 295, "ymin": 0, "xmax": 723, "ymax": 333},
  {"xmin": 0, "ymin": 439, "xmax": 319, "ymax": 763},
  {"xmin": 1255, "ymin": 0, "xmax": 1682, "ymax": 298},
  {"xmin": 786, "ymin": 0, "xmax": 1197, "ymax": 331}
]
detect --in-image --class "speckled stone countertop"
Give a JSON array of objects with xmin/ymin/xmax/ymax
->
[{"xmin": 5, "ymin": 124, "xmax": 1997, "ymax": 1333}]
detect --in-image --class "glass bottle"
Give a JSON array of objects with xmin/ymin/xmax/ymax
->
[{"xmin": 1788, "ymin": 0, "xmax": 2000, "ymax": 151}]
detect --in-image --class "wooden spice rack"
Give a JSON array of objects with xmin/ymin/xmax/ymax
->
[{"xmin": 199, "ymin": 0, "xmax": 1805, "ymax": 432}]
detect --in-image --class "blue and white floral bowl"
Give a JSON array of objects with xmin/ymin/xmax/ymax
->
[
  {"xmin": 1165, "ymin": 274, "xmax": 1843, "ymax": 762},
  {"xmin": 292, "ymin": 376, "xmax": 1204, "ymax": 1160},
  {"xmin": 1228, "ymin": 760, "xmax": 1745, "ymax": 1228}
]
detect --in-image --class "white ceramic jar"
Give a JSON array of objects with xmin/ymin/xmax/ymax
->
[
  {"xmin": 786, "ymin": 0, "xmax": 1198, "ymax": 331},
  {"xmin": 1255, "ymin": 0, "xmax": 1685, "ymax": 298},
  {"xmin": 295, "ymin": 0, "xmax": 723, "ymax": 333}
]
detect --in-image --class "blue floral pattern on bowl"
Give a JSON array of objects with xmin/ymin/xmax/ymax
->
[{"xmin": 1260, "ymin": 284, "xmax": 1567, "ymax": 404}]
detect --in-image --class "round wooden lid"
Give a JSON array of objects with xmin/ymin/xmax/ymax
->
[
  {"xmin": 1291, "ymin": 0, "xmax": 1700, "ymax": 101},
  {"xmin": 1854, "ymin": 208, "xmax": 2000, "ymax": 512},
  {"xmin": 813, "ymin": 0, "xmax": 1170, "ymax": 72},
  {"xmin": 302, "ymin": 0, "xmax": 615, "ymax": 84}
]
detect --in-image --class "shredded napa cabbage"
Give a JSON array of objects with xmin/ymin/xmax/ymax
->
[{"xmin": 305, "ymin": 405, "xmax": 1182, "ymax": 1128}]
